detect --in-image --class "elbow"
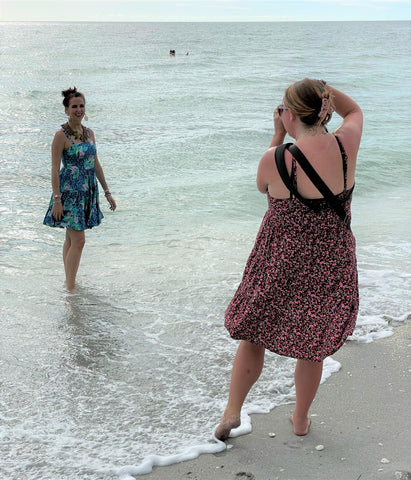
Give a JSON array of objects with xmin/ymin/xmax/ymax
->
[{"xmin": 256, "ymin": 180, "xmax": 268, "ymax": 194}]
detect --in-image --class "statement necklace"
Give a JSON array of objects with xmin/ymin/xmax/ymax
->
[{"xmin": 61, "ymin": 122, "xmax": 88, "ymax": 142}]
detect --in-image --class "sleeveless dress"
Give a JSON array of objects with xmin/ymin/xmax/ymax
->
[
  {"xmin": 43, "ymin": 129, "xmax": 103, "ymax": 230},
  {"xmin": 224, "ymin": 136, "xmax": 359, "ymax": 362}
]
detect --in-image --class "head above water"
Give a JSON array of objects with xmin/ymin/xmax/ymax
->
[
  {"xmin": 284, "ymin": 78, "xmax": 334, "ymax": 127},
  {"xmin": 61, "ymin": 87, "xmax": 85, "ymax": 108}
]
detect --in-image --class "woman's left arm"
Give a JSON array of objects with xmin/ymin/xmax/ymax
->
[{"xmin": 90, "ymin": 129, "xmax": 117, "ymax": 211}]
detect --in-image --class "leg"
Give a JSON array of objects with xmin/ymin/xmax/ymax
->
[
  {"xmin": 216, "ymin": 340, "xmax": 265, "ymax": 440},
  {"xmin": 64, "ymin": 228, "xmax": 85, "ymax": 291},
  {"xmin": 291, "ymin": 358, "xmax": 323, "ymax": 435},
  {"xmin": 63, "ymin": 229, "xmax": 71, "ymax": 270}
]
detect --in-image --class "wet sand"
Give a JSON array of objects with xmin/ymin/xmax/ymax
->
[{"xmin": 144, "ymin": 324, "xmax": 410, "ymax": 480}]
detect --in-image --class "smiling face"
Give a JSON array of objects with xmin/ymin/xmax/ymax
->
[{"xmin": 65, "ymin": 95, "xmax": 86, "ymax": 123}]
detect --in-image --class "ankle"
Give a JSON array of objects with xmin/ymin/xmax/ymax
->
[{"xmin": 223, "ymin": 407, "xmax": 241, "ymax": 420}]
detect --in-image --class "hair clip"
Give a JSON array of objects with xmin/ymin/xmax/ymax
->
[{"xmin": 318, "ymin": 98, "xmax": 334, "ymax": 118}]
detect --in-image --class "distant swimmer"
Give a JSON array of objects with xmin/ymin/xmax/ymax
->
[
  {"xmin": 186, "ymin": 52, "xmax": 189, "ymax": 56},
  {"xmin": 169, "ymin": 49, "xmax": 175, "ymax": 56}
]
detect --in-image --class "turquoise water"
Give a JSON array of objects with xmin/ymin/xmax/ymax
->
[{"xmin": 0, "ymin": 21, "xmax": 410, "ymax": 479}]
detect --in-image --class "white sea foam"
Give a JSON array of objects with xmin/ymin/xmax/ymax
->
[
  {"xmin": 111, "ymin": 356, "xmax": 343, "ymax": 477},
  {"xmin": 114, "ymin": 441, "xmax": 227, "ymax": 478}
]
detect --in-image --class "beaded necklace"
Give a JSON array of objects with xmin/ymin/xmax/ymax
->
[{"xmin": 61, "ymin": 122, "xmax": 88, "ymax": 142}]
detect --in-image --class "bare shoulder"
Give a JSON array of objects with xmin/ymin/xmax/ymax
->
[
  {"xmin": 258, "ymin": 146, "xmax": 278, "ymax": 174},
  {"xmin": 257, "ymin": 147, "xmax": 277, "ymax": 193},
  {"xmin": 54, "ymin": 129, "xmax": 65, "ymax": 140},
  {"xmin": 261, "ymin": 146, "xmax": 276, "ymax": 163},
  {"xmin": 53, "ymin": 129, "xmax": 66, "ymax": 146},
  {"xmin": 87, "ymin": 127, "xmax": 96, "ymax": 141}
]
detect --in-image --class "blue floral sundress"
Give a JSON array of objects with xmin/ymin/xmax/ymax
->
[{"xmin": 43, "ymin": 129, "xmax": 103, "ymax": 230}]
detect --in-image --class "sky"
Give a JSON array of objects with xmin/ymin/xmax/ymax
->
[{"xmin": 0, "ymin": 0, "xmax": 409, "ymax": 22}]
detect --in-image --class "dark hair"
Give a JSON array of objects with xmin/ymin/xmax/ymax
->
[
  {"xmin": 284, "ymin": 78, "xmax": 334, "ymax": 127},
  {"xmin": 61, "ymin": 87, "xmax": 85, "ymax": 107}
]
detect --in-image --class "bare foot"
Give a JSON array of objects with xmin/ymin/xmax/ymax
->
[
  {"xmin": 290, "ymin": 416, "xmax": 311, "ymax": 436},
  {"xmin": 215, "ymin": 415, "xmax": 241, "ymax": 441}
]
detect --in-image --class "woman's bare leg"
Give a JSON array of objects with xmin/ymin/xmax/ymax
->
[
  {"xmin": 291, "ymin": 359, "xmax": 323, "ymax": 435},
  {"xmin": 216, "ymin": 341, "xmax": 265, "ymax": 440},
  {"xmin": 64, "ymin": 228, "xmax": 85, "ymax": 291},
  {"xmin": 63, "ymin": 229, "xmax": 71, "ymax": 271}
]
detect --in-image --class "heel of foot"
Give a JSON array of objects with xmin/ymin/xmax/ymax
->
[{"xmin": 290, "ymin": 416, "xmax": 311, "ymax": 436}]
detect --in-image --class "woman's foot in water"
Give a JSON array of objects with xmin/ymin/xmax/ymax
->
[{"xmin": 215, "ymin": 414, "xmax": 241, "ymax": 441}]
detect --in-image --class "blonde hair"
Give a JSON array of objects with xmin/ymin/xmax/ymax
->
[{"xmin": 284, "ymin": 78, "xmax": 334, "ymax": 127}]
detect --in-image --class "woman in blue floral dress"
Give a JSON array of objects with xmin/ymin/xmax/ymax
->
[{"xmin": 44, "ymin": 87, "xmax": 116, "ymax": 291}]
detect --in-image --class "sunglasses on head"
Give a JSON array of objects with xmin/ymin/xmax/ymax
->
[{"xmin": 277, "ymin": 104, "xmax": 289, "ymax": 115}]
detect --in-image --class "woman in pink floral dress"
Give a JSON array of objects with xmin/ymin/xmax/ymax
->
[{"xmin": 216, "ymin": 79, "xmax": 363, "ymax": 439}]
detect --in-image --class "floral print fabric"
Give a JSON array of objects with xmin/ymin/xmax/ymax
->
[
  {"xmin": 43, "ymin": 134, "xmax": 103, "ymax": 230},
  {"xmin": 225, "ymin": 150, "xmax": 359, "ymax": 362}
]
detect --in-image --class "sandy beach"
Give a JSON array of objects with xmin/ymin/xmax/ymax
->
[{"xmin": 143, "ymin": 324, "xmax": 410, "ymax": 480}]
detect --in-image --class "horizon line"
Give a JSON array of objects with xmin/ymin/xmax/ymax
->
[{"xmin": 0, "ymin": 19, "xmax": 407, "ymax": 23}]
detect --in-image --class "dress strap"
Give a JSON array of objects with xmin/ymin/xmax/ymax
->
[
  {"xmin": 291, "ymin": 156, "xmax": 297, "ymax": 198},
  {"xmin": 287, "ymin": 144, "xmax": 351, "ymax": 230},
  {"xmin": 334, "ymin": 135, "xmax": 348, "ymax": 193},
  {"xmin": 61, "ymin": 129, "xmax": 75, "ymax": 145},
  {"xmin": 275, "ymin": 143, "xmax": 295, "ymax": 200}
]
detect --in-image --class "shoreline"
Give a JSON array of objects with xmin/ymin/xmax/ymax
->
[{"xmin": 137, "ymin": 324, "xmax": 410, "ymax": 480}]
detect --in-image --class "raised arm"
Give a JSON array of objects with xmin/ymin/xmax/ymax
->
[
  {"xmin": 258, "ymin": 106, "xmax": 288, "ymax": 194},
  {"xmin": 329, "ymin": 86, "xmax": 363, "ymax": 158},
  {"xmin": 269, "ymin": 107, "xmax": 287, "ymax": 148}
]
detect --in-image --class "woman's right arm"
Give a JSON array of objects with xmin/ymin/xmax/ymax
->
[
  {"xmin": 329, "ymin": 86, "xmax": 363, "ymax": 158},
  {"xmin": 269, "ymin": 107, "xmax": 287, "ymax": 148},
  {"xmin": 51, "ymin": 131, "xmax": 65, "ymax": 221}
]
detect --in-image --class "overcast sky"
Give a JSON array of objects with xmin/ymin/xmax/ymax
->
[{"xmin": 1, "ymin": 0, "xmax": 409, "ymax": 22}]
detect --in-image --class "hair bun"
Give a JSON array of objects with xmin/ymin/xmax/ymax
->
[
  {"xmin": 61, "ymin": 87, "xmax": 85, "ymax": 107},
  {"xmin": 284, "ymin": 78, "xmax": 334, "ymax": 127},
  {"xmin": 61, "ymin": 87, "xmax": 77, "ymax": 98}
]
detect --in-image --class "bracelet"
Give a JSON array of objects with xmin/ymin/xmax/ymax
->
[
  {"xmin": 54, "ymin": 194, "xmax": 61, "ymax": 199},
  {"xmin": 104, "ymin": 191, "xmax": 111, "ymax": 197}
]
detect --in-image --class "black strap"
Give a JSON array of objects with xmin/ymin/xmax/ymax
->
[
  {"xmin": 275, "ymin": 143, "xmax": 351, "ymax": 230},
  {"xmin": 274, "ymin": 143, "xmax": 295, "ymax": 198},
  {"xmin": 275, "ymin": 143, "xmax": 322, "ymax": 208},
  {"xmin": 334, "ymin": 135, "xmax": 348, "ymax": 192}
]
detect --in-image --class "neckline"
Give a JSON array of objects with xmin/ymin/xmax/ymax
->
[
  {"xmin": 65, "ymin": 139, "xmax": 93, "ymax": 150},
  {"xmin": 61, "ymin": 123, "xmax": 90, "ymax": 146}
]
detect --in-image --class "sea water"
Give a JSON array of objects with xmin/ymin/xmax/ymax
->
[{"xmin": 0, "ymin": 21, "xmax": 410, "ymax": 479}]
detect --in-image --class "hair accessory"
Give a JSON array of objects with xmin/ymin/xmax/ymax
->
[{"xmin": 318, "ymin": 97, "xmax": 334, "ymax": 118}]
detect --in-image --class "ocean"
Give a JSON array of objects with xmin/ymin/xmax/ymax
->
[{"xmin": 0, "ymin": 21, "xmax": 410, "ymax": 479}]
